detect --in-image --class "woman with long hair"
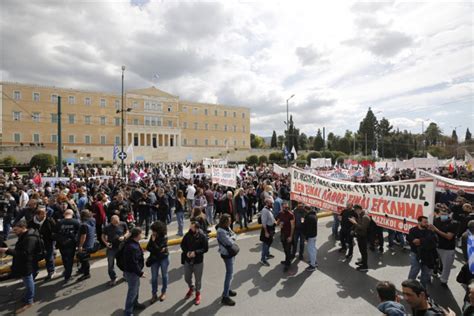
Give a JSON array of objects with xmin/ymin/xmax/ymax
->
[
  {"xmin": 216, "ymin": 213, "xmax": 238, "ymax": 306},
  {"xmin": 147, "ymin": 220, "xmax": 169, "ymax": 303},
  {"xmin": 176, "ymin": 190, "xmax": 186, "ymax": 236}
]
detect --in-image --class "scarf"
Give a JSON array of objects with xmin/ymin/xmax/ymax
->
[
  {"xmin": 468, "ymin": 231, "xmax": 474, "ymax": 274},
  {"xmin": 33, "ymin": 216, "xmax": 46, "ymax": 227}
]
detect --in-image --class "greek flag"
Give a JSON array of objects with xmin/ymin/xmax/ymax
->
[
  {"xmin": 468, "ymin": 231, "xmax": 474, "ymax": 274},
  {"xmin": 113, "ymin": 144, "xmax": 119, "ymax": 160},
  {"xmin": 284, "ymin": 146, "xmax": 289, "ymax": 160}
]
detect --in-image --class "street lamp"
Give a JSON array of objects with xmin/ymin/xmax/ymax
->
[
  {"xmin": 121, "ymin": 66, "xmax": 126, "ymax": 177},
  {"xmin": 286, "ymin": 94, "xmax": 295, "ymax": 159}
]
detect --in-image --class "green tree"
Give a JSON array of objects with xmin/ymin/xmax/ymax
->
[
  {"xmin": 424, "ymin": 122, "xmax": 442, "ymax": 146},
  {"xmin": 1, "ymin": 155, "xmax": 17, "ymax": 166},
  {"xmin": 269, "ymin": 152, "xmax": 284, "ymax": 162},
  {"xmin": 30, "ymin": 153, "xmax": 55, "ymax": 172},
  {"xmin": 466, "ymin": 128, "xmax": 472, "ymax": 143},
  {"xmin": 451, "ymin": 129, "xmax": 458, "ymax": 143},
  {"xmin": 306, "ymin": 151, "xmax": 322, "ymax": 164},
  {"xmin": 313, "ymin": 129, "xmax": 324, "ymax": 151},
  {"xmin": 270, "ymin": 130, "xmax": 277, "ymax": 148},
  {"xmin": 298, "ymin": 133, "xmax": 308, "ymax": 151},
  {"xmin": 246, "ymin": 155, "xmax": 259, "ymax": 165},
  {"xmin": 277, "ymin": 135, "xmax": 285, "ymax": 149},
  {"xmin": 258, "ymin": 155, "xmax": 268, "ymax": 164},
  {"xmin": 357, "ymin": 107, "xmax": 379, "ymax": 153},
  {"xmin": 285, "ymin": 115, "xmax": 300, "ymax": 151},
  {"xmin": 250, "ymin": 134, "xmax": 265, "ymax": 148}
]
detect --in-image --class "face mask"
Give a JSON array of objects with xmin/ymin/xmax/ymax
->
[{"xmin": 440, "ymin": 215, "xmax": 449, "ymax": 222}]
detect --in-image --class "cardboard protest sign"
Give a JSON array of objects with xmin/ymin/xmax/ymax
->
[
  {"xmin": 290, "ymin": 167, "xmax": 435, "ymax": 233},
  {"xmin": 211, "ymin": 167, "xmax": 237, "ymax": 188}
]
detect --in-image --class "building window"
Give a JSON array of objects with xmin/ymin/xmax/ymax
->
[
  {"xmin": 133, "ymin": 118, "xmax": 139, "ymax": 125},
  {"xmin": 100, "ymin": 116, "xmax": 106, "ymax": 125},
  {"xmin": 68, "ymin": 135, "xmax": 75, "ymax": 144},
  {"xmin": 214, "ymin": 109, "xmax": 218, "ymax": 116},
  {"xmin": 242, "ymin": 112, "xmax": 245, "ymax": 119},
  {"xmin": 243, "ymin": 125, "xmax": 246, "ymax": 132},
  {"xmin": 205, "ymin": 139, "xmax": 208, "ymax": 146},
  {"xmin": 224, "ymin": 111, "xmax": 227, "ymax": 117},
  {"xmin": 133, "ymin": 101, "xmax": 138, "ymax": 109},
  {"xmin": 68, "ymin": 114, "xmax": 75, "ymax": 124},
  {"xmin": 204, "ymin": 109, "xmax": 208, "ymax": 115},
  {"xmin": 115, "ymin": 117, "xmax": 120, "ymax": 126},
  {"xmin": 134, "ymin": 135, "xmax": 139, "ymax": 146},
  {"xmin": 100, "ymin": 135, "xmax": 106, "ymax": 145},
  {"xmin": 51, "ymin": 94, "xmax": 58, "ymax": 103},
  {"xmin": 224, "ymin": 125, "xmax": 228, "ymax": 132},
  {"xmin": 205, "ymin": 123, "xmax": 208, "ymax": 130},
  {"xmin": 13, "ymin": 91, "xmax": 21, "ymax": 100},
  {"xmin": 13, "ymin": 111, "xmax": 21, "ymax": 121},
  {"xmin": 168, "ymin": 106, "xmax": 172, "ymax": 112},
  {"xmin": 243, "ymin": 140, "xmax": 246, "ymax": 146},
  {"xmin": 144, "ymin": 101, "xmax": 162, "ymax": 112},
  {"xmin": 193, "ymin": 108, "xmax": 198, "ymax": 115},
  {"xmin": 33, "ymin": 92, "xmax": 40, "ymax": 102},
  {"xmin": 194, "ymin": 139, "xmax": 198, "ymax": 146},
  {"xmin": 51, "ymin": 114, "xmax": 58, "ymax": 123},
  {"xmin": 183, "ymin": 106, "xmax": 187, "ymax": 112},
  {"xmin": 183, "ymin": 138, "xmax": 187, "ymax": 146},
  {"xmin": 84, "ymin": 97, "xmax": 91, "ymax": 105},
  {"xmin": 168, "ymin": 120, "xmax": 173, "ymax": 128},
  {"xmin": 115, "ymin": 100, "xmax": 120, "ymax": 110},
  {"xmin": 183, "ymin": 122, "xmax": 188, "ymax": 129},
  {"xmin": 215, "ymin": 139, "xmax": 218, "ymax": 146},
  {"xmin": 233, "ymin": 112, "xmax": 236, "ymax": 118},
  {"xmin": 85, "ymin": 135, "xmax": 91, "ymax": 144},
  {"xmin": 68, "ymin": 96, "xmax": 75, "ymax": 104},
  {"xmin": 32, "ymin": 112, "xmax": 40, "ymax": 122},
  {"xmin": 100, "ymin": 98, "xmax": 106, "ymax": 108},
  {"xmin": 13, "ymin": 133, "xmax": 21, "ymax": 142},
  {"xmin": 194, "ymin": 122, "xmax": 198, "ymax": 130},
  {"xmin": 233, "ymin": 125, "xmax": 237, "ymax": 132},
  {"xmin": 115, "ymin": 136, "xmax": 120, "ymax": 145},
  {"xmin": 84, "ymin": 116, "xmax": 91, "ymax": 125},
  {"xmin": 51, "ymin": 134, "xmax": 57, "ymax": 143},
  {"xmin": 33, "ymin": 134, "xmax": 40, "ymax": 143},
  {"xmin": 234, "ymin": 140, "xmax": 237, "ymax": 146}
]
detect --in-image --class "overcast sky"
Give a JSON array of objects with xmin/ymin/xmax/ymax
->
[{"xmin": 1, "ymin": 0, "xmax": 472, "ymax": 139}]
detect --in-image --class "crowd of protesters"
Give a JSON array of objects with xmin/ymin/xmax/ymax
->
[{"xmin": 0, "ymin": 162, "xmax": 473, "ymax": 315}]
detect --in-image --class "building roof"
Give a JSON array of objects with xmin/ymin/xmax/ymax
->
[{"xmin": 126, "ymin": 86, "xmax": 178, "ymax": 99}]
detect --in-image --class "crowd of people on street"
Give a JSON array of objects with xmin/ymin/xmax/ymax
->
[{"xmin": 0, "ymin": 162, "xmax": 473, "ymax": 315}]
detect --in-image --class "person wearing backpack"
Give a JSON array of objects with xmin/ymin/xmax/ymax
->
[
  {"xmin": 217, "ymin": 214, "xmax": 238, "ymax": 306},
  {"xmin": 28, "ymin": 205, "xmax": 57, "ymax": 281},
  {"xmin": 123, "ymin": 227, "xmax": 146, "ymax": 316},
  {"xmin": 0, "ymin": 220, "xmax": 42, "ymax": 314},
  {"xmin": 77, "ymin": 209, "xmax": 97, "ymax": 281},
  {"xmin": 55, "ymin": 209, "xmax": 80, "ymax": 283}
]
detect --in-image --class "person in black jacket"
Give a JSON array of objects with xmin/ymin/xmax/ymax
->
[
  {"xmin": 123, "ymin": 227, "xmax": 146, "ymax": 316},
  {"xmin": 339, "ymin": 203, "xmax": 355, "ymax": 259},
  {"xmin": 0, "ymin": 220, "xmax": 41, "ymax": 314},
  {"xmin": 303, "ymin": 206, "xmax": 318, "ymax": 271},
  {"xmin": 407, "ymin": 216, "xmax": 438, "ymax": 290},
  {"xmin": 147, "ymin": 221, "xmax": 169, "ymax": 304},
  {"xmin": 55, "ymin": 209, "xmax": 80, "ymax": 283},
  {"xmin": 28, "ymin": 205, "xmax": 56, "ymax": 281},
  {"xmin": 181, "ymin": 221, "xmax": 209, "ymax": 305},
  {"xmin": 1, "ymin": 192, "xmax": 17, "ymax": 240}
]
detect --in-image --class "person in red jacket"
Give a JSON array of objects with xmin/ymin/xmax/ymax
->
[{"xmin": 91, "ymin": 193, "xmax": 107, "ymax": 247}]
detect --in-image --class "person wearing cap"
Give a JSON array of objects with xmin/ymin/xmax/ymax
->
[{"xmin": 0, "ymin": 220, "xmax": 42, "ymax": 314}]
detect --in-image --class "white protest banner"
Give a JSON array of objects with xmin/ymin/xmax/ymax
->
[
  {"xmin": 273, "ymin": 163, "xmax": 289, "ymax": 176},
  {"xmin": 417, "ymin": 169, "xmax": 474, "ymax": 194},
  {"xmin": 290, "ymin": 167, "xmax": 435, "ymax": 234},
  {"xmin": 182, "ymin": 166, "xmax": 192, "ymax": 180},
  {"xmin": 310, "ymin": 158, "xmax": 332, "ymax": 169},
  {"xmin": 412, "ymin": 158, "xmax": 439, "ymax": 169},
  {"xmin": 41, "ymin": 177, "xmax": 70, "ymax": 185},
  {"xmin": 211, "ymin": 167, "xmax": 237, "ymax": 188},
  {"xmin": 203, "ymin": 158, "xmax": 227, "ymax": 168}
]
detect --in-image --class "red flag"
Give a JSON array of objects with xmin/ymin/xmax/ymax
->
[
  {"xmin": 448, "ymin": 163, "xmax": 454, "ymax": 173},
  {"xmin": 33, "ymin": 173, "xmax": 42, "ymax": 185}
]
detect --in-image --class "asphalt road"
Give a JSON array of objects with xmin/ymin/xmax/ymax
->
[{"xmin": 0, "ymin": 217, "xmax": 467, "ymax": 315}]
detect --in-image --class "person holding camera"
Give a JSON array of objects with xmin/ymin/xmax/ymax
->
[
  {"xmin": 147, "ymin": 220, "xmax": 169, "ymax": 304},
  {"xmin": 180, "ymin": 221, "xmax": 209, "ymax": 305},
  {"xmin": 217, "ymin": 214, "xmax": 239, "ymax": 306}
]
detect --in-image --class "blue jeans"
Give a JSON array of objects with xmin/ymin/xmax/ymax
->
[
  {"xmin": 206, "ymin": 205, "xmax": 215, "ymax": 225},
  {"xmin": 124, "ymin": 272, "xmax": 140, "ymax": 316},
  {"xmin": 176, "ymin": 212, "xmax": 184, "ymax": 236},
  {"xmin": 107, "ymin": 248, "xmax": 118, "ymax": 280},
  {"xmin": 3, "ymin": 218, "xmax": 11, "ymax": 240},
  {"xmin": 223, "ymin": 257, "xmax": 234, "ymax": 297},
  {"xmin": 151, "ymin": 257, "xmax": 169, "ymax": 295},
  {"xmin": 292, "ymin": 229, "xmax": 305, "ymax": 257},
  {"xmin": 307, "ymin": 237, "xmax": 317, "ymax": 266},
  {"xmin": 22, "ymin": 274, "xmax": 35, "ymax": 304},
  {"xmin": 388, "ymin": 230, "xmax": 405, "ymax": 247},
  {"xmin": 33, "ymin": 243, "xmax": 55, "ymax": 276},
  {"xmin": 408, "ymin": 252, "xmax": 431, "ymax": 289},
  {"xmin": 332, "ymin": 213, "xmax": 340, "ymax": 236},
  {"xmin": 261, "ymin": 242, "xmax": 270, "ymax": 262}
]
